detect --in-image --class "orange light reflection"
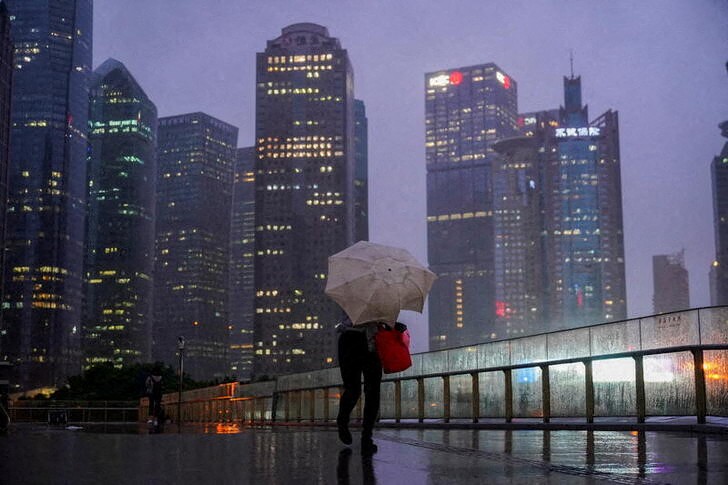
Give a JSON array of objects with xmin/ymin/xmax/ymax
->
[{"xmin": 215, "ymin": 423, "xmax": 241, "ymax": 434}]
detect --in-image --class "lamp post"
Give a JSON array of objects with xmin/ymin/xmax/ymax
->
[{"xmin": 177, "ymin": 336, "xmax": 185, "ymax": 432}]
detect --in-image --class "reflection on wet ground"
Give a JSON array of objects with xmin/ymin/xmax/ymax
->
[{"xmin": 1, "ymin": 424, "xmax": 727, "ymax": 484}]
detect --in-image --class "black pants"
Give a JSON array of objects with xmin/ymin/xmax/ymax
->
[
  {"xmin": 337, "ymin": 330, "xmax": 382, "ymax": 440},
  {"xmin": 149, "ymin": 394, "xmax": 162, "ymax": 418}
]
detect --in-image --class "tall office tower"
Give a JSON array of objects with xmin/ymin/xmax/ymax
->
[
  {"xmin": 544, "ymin": 75, "xmax": 626, "ymax": 328},
  {"xmin": 491, "ymin": 136, "xmax": 544, "ymax": 336},
  {"xmin": 254, "ymin": 23, "xmax": 356, "ymax": 376},
  {"xmin": 229, "ymin": 146, "xmax": 255, "ymax": 381},
  {"xmin": 653, "ymin": 251, "xmax": 690, "ymax": 314},
  {"xmin": 0, "ymin": 2, "xmax": 12, "ymax": 320},
  {"xmin": 426, "ymin": 64, "xmax": 518, "ymax": 350},
  {"xmin": 84, "ymin": 59, "xmax": 157, "ymax": 369},
  {"xmin": 711, "ymin": 119, "xmax": 728, "ymax": 305},
  {"xmin": 353, "ymin": 99, "xmax": 368, "ymax": 242},
  {"xmin": 517, "ymin": 109, "xmax": 561, "ymax": 325},
  {"xmin": 1, "ymin": 0, "xmax": 92, "ymax": 390},
  {"xmin": 154, "ymin": 113, "xmax": 238, "ymax": 380}
]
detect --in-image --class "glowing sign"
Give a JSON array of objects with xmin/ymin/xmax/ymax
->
[
  {"xmin": 496, "ymin": 71, "xmax": 511, "ymax": 89},
  {"xmin": 555, "ymin": 127, "xmax": 601, "ymax": 138},
  {"xmin": 429, "ymin": 74, "xmax": 450, "ymax": 87},
  {"xmin": 428, "ymin": 71, "xmax": 464, "ymax": 88},
  {"xmin": 523, "ymin": 116, "xmax": 536, "ymax": 125}
]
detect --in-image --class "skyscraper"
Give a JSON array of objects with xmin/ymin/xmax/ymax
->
[
  {"xmin": 229, "ymin": 146, "xmax": 255, "ymax": 381},
  {"xmin": 354, "ymin": 99, "xmax": 368, "ymax": 242},
  {"xmin": 532, "ymin": 76, "xmax": 626, "ymax": 328},
  {"xmin": 0, "ymin": 1, "xmax": 12, "ymax": 325},
  {"xmin": 510, "ymin": 79, "xmax": 626, "ymax": 331},
  {"xmin": 426, "ymin": 64, "xmax": 518, "ymax": 350},
  {"xmin": 254, "ymin": 23, "xmax": 356, "ymax": 376},
  {"xmin": 154, "ymin": 113, "xmax": 238, "ymax": 380},
  {"xmin": 84, "ymin": 59, "xmax": 157, "ymax": 368},
  {"xmin": 1, "ymin": 0, "xmax": 92, "ymax": 390},
  {"xmin": 653, "ymin": 251, "xmax": 689, "ymax": 314},
  {"xmin": 491, "ymin": 135, "xmax": 544, "ymax": 336},
  {"xmin": 711, "ymin": 118, "xmax": 728, "ymax": 305},
  {"xmin": 515, "ymin": 110, "xmax": 561, "ymax": 327}
]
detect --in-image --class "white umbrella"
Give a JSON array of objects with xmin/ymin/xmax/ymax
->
[{"xmin": 325, "ymin": 241, "xmax": 437, "ymax": 325}]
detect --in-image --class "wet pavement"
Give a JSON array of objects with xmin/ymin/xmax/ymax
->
[{"xmin": 1, "ymin": 424, "xmax": 728, "ymax": 484}]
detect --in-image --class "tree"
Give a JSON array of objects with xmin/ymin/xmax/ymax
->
[{"xmin": 51, "ymin": 362, "xmax": 210, "ymax": 401}]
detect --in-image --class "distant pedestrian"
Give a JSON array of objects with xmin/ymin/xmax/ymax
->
[
  {"xmin": 145, "ymin": 367, "xmax": 163, "ymax": 427},
  {"xmin": 335, "ymin": 314, "xmax": 387, "ymax": 456}
]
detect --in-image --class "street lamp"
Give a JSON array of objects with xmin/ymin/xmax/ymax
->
[{"xmin": 177, "ymin": 336, "xmax": 185, "ymax": 432}]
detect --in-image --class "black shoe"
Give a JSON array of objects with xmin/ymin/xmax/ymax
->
[
  {"xmin": 337, "ymin": 419, "xmax": 352, "ymax": 445},
  {"xmin": 361, "ymin": 439, "xmax": 378, "ymax": 456}
]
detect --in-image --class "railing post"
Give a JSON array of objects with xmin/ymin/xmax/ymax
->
[
  {"xmin": 584, "ymin": 360, "xmax": 595, "ymax": 424},
  {"xmin": 504, "ymin": 369, "xmax": 513, "ymax": 423},
  {"xmin": 443, "ymin": 375, "xmax": 451, "ymax": 423},
  {"xmin": 471, "ymin": 372, "xmax": 479, "ymax": 424},
  {"xmin": 394, "ymin": 380, "xmax": 402, "ymax": 423},
  {"xmin": 634, "ymin": 355, "xmax": 646, "ymax": 423},
  {"xmin": 309, "ymin": 390, "xmax": 316, "ymax": 422},
  {"xmin": 540, "ymin": 365, "xmax": 550, "ymax": 423},
  {"xmin": 692, "ymin": 348, "xmax": 707, "ymax": 424},
  {"xmin": 323, "ymin": 388, "xmax": 330, "ymax": 422},
  {"xmin": 284, "ymin": 391, "xmax": 290, "ymax": 422},
  {"xmin": 417, "ymin": 377, "xmax": 425, "ymax": 423},
  {"xmin": 295, "ymin": 391, "xmax": 303, "ymax": 422},
  {"xmin": 270, "ymin": 391, "xmax": 278, "ymax": 423}
]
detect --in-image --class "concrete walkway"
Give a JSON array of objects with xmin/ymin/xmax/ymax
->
[{"xmin": 1, "ymin": 424, "xmax": 728, "ymax": 484}]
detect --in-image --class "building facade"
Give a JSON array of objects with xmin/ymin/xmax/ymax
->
[
  {"xmin": 84, "ymin": 59, "xmax": 157, "ymax": 369},
  {"xmin": 254, "ymin": 23, "xmax": 356, "ymax": 376},
  {"xmin": 154, "ymin": 113, "xmax": 238, "ymax": 380},
  {"xmin": 354, "ymin": 99, "xmax": 368, "ymax": 242},
  {"xmin": 533, "ymin": 76, "xmax": 627, "ymax": 329},
  {"xmin": 229, "ymin": 146, "xmax": 255, "ymax": 381},
  {"xmin": 653, "ymin": 251, "xmax": 690, "ymax": 314},
  {"xmin": 426, "ymin": 64, "xmax": 518, "ymax": 350},
  {"xmin": 711, "ymin": 119, "xmax": 728, "ymax": 305},
  {"xmin": 516, "ymin": 110, "xmax": 561, "ymax": 328},
  {"xmin": 1, "ymin": 0, "xmax": 92, "ymax": 390},
  {"xmin": 491, "ymin": 135, "xmax": 544, "ymax": 336},
  {"xmin": 0, "ymin": 2, "xmax": 12, "ymax": 333},
  {"xmin": 551, "ymin": 77, "xmax": 626, "ymax": 327}
]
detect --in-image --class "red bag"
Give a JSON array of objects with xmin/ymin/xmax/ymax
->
[{"xmin": 375, "ymin": 326, "xmax": 412, "ymax": 374}]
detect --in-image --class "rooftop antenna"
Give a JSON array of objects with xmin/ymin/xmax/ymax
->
[{"xmin": 570, "ymin": 50, "xmax": 575, "ymax": 79}]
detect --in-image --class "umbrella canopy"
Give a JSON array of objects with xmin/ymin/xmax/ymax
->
[{"xmin": 325, "ymin": 241, "xmax": 437, "ymax": 325}]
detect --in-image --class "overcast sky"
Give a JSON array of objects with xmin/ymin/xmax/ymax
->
[{"xmin": 95, "ymin": 0, "xmax": 728, "ymax": 353}]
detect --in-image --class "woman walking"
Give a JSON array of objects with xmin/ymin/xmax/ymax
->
[{"xmin": 335, "ymin": 315, "xmax": 383, "ymax": 456}]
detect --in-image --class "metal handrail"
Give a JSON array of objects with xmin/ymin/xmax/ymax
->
[
  {"xmin": 9, "ymin": 405, "xmax": 139, "ymax": 423},
  {"xmin": 158, "ymin": 342, "xmax": 727, "ymax": 426},
  {"xmin": 153, "ymin": 306, "xmax": 728, "ymax": 426}
]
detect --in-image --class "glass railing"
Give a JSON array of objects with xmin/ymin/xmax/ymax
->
[
  {"xmin": 10, "ymin": 400, "xmax": 139, "ymax": 423},
  {"xmin": 151, "ymin": 307, "xmax": 728, "ymax": 425}
]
